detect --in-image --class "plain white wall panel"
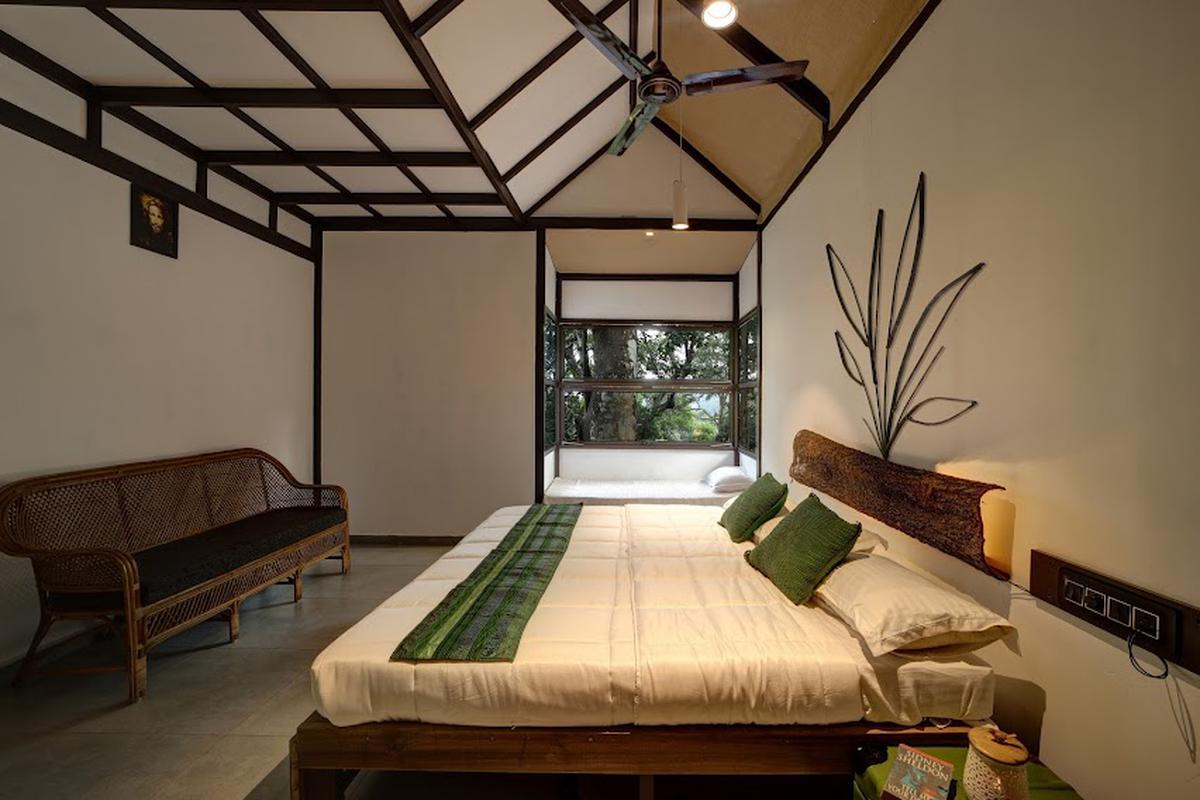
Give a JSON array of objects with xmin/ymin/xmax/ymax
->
[{"xmin": 561, "ymin": 279, "xmax": 733, "ymax": 321}]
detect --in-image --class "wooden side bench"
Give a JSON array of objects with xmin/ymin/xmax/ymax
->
[{"xmin": 0, "ymin": 448, "xmax": 349, "ymax": 702}]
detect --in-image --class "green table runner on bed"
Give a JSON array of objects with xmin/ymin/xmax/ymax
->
[{"xmin": 390, "ymin": 503, "xmax": 582, "ymax": 662}]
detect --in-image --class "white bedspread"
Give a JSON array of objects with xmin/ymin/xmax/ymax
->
[{"xmin": 311, "ymin": 504, "xmax": 994, "ymax": 727}]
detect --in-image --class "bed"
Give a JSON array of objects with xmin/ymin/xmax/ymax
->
[
  {"xmin": 292, "ymin": 431, "xmax": 1004, "ymax": 798},
  {"xmin": 311, "ymin": 504, "xmax": 993, "ymax": 728}
]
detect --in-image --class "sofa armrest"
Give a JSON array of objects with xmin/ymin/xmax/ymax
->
[
  {"xmin": 270, "ymin": 480, "xmax": 349, "ymax": 515},
  {"xmin": 23, "ymin": 547, "xmax": 140, "ymax": 597}
]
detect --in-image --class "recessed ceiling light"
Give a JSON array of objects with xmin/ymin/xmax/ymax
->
[
  {"xmin": 702, "ymin": 1, "xmax": 738, "ymax": 30},
  {"xmin": 645, "ymin": 231, "xmax": 655, "ymax": 237}
]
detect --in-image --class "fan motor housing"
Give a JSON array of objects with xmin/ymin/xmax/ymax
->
[{"xmin": 639, "ymin": 62, "xmax": 682, "ymax": 105}]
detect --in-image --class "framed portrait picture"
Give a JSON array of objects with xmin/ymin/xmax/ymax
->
[{"xmin": 130, "ymin": 185, "xmax": 178, "ymax": 259}]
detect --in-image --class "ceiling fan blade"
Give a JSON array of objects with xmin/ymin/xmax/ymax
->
[
  {"xmin": 547, "ymin": 0, "xmax": 654, "ymax": 81},
  {"xmin": 683, "ymin": 60, "xmax": 810, "ymax": 96},
  {"xmin": 608, "ymin": 100, "xmax": 661, "ymax": 156}
]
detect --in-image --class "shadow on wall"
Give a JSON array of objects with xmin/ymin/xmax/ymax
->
[{"xmin": 992, "ymin": 675, "xmax": 1046, "ymax": 754}]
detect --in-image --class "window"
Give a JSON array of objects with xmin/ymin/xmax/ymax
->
[
  {"xmin": 560, "ymin": 323, "xmax": 732, "ymax": 446},
  {"xmin": 736, "ymin": 311, "xmax": 760, "ymax": 455},
  {"xmin": 542, "ymin": 311, "xmax": 557, "ymax": 452}
]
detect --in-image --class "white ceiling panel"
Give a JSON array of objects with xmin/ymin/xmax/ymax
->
[
  {"xmin": 352, "ymin": 108, "xmax": 465, "ymax": 152},
  {"xmin": 278, "ymin": 208, "xmax": 310, "ymax": 245},
  {"xmin": 540, "ymin": 126, "xmax": 757, "ymax": 219},
  {"xmin": 261, "ymin": 11, "xmax": 425, "ymax": 88},
  {"xmin": 448, "ymin": 206, "xmax": 513, "ymax": 218},
  {"xmin": 242, "ymin": 108, "xmax": 374, "ymax": 150},
  {"xmin": 478, "ymin": 9, "xmax": 628, "ymax": 174},
  {"xmin": 320, "ymin": 166, "xmax": 418, "ymax": 193},
  {"xmin": 134, "ymin": 106, "xmax": 277, "ymax": 149},
  {"xmin": 0, "ymin": 6, "xmax": 187, "ymax": 86},
  {"xmin": 399, "ymin": 0, "xmax": 438, "ymax": 18},
  {"xmin": 372, "ymin": 205, "xmax": 444, "ymax": 217},
  {"xmin": 114, "ymin": 9, "xmax": 310, "ymax": 87},
  {"xmin": 209, "ymin": 172, "xmax": 269, "ymax": 225},
  {"xmin": 423, "ymin": 0, "xmax": 573, "ymax": 119},
  {"xmin": 408, "ymin": 167, "xmax": 494, "ymax": 193},
  {"xmin": 103, "ymin": 112, "xmax": 194, "ymax": 187},
  {"xmin": 510, "ymin": 91, "xmax": 629, "ymax": 211},
  {"xmin": 0, "ymin": 53, "xmax": 87, "ymax": 135},
  {"xmin": 234, "ymin": 165, "xmax": 337, "ymax": 192},
  {"xmin": 300, "ymin": 205, "xmax": 372, "ymax": 217}
]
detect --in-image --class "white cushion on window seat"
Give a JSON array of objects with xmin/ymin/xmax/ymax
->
[{"xmin": 544, "ymin": 478, "xmax": 735, "ymax": 506}]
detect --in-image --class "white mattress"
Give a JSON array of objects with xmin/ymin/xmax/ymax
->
[
  {"xmin": 545, "ymin": 478, "xmax": 735, "ymax": 505},
  {"xmin": 311, "ymin": 504, "xmax": 994, "ymax": 728}
]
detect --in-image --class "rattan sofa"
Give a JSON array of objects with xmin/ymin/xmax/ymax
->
[{"xmin": 0, "ymin": 448, "xmax": 349, "ymax": 703}]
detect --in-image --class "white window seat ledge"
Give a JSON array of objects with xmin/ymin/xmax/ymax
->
[{"xmin": 544, "ymin": 478, "xmax": 736, "ymax": 506}]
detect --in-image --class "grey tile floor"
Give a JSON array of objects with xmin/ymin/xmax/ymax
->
[{"xmin": 0, "ymin": 545, "xmax": 456, "ymax": 800}]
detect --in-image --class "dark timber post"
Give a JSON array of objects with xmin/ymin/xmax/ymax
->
[
  {"xmin": 312, "ymin": 227, "xmax": 324, "ymax": 485},
  {"xmin": 534, "ymin": 229, "xmax": 547, "ymax": 502}
]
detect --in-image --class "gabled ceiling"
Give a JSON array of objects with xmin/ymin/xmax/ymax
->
[{"xmin": 0, "ymin": 0, "xmax": 930, "ymax": 226}]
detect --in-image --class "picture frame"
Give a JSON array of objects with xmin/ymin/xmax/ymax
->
[{"xmin": 129, "ymin": 184, "xmax": 178, "ymax": 259}]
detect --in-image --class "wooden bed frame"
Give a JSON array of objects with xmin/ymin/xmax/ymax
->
[{"xmin": 289, "ymin": 712, "xmax": 972, "ymax": 798}]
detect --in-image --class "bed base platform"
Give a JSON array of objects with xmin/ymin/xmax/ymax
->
[{"xmin": 289, "ymin": 712, "xmax": 972, "ymax": 799}]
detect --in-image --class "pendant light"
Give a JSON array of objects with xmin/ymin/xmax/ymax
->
[{"xmin": 672, "ymin": 8, "xmax": 689, "ymax": 232}]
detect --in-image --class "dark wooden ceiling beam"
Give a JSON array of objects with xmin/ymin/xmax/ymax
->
[
  {"xmin": 412, "ymin": 0, "xmax": 466, "ymax": 37},
  {"xmin": 650, "ymin": 117, "xmax": 758, "ymax": 215},
  {"xmin": 86, "ymin": 6, "xmax": 381, "ymax": 216},
  {"xmin": 93, "ymin": 87, "xmax": 440, "ymax": 109},
  {"xmin": 0, "ymin": 1, "xmax": 378, "ymax": 9},
  {"xmin": 468, "ymin": 0, "xmax": 628, "ymax": 131},
  {"xmin": 0, "ymin": 26, "xmax": 312, "ymax": 224},
  {"xmin": 377, "ymin": 0, "xmax": 524, "ymax": 221},
  {"xmin": 316, "ymin": 215, "xmax": 759, "ymax": 231},
  {"xmin": 204, "ymin": 150, "xmax": 475, "ymax": 167},
  {"xmin": 241, "ymin": 8, "xmax": 454, "ymax": 218},
  {"xmin": 501, "ymin": 76, "xmax": 625, "ymax": 183},
  {"xmin": 276, "ymin": 192, "xmax": 500, "ymax": 205},
  {"xmin": 673, "ymin": 0, "xmax": 831, "ymax": 129}
]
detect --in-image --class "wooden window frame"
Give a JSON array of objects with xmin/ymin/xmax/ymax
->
[
  {"xmin": 557, "ymin": 319, "xmax": 736, "ymax": 450},
  {"xmin": 736, "ymin": 308, "xmax": 761, "ymax": 459}
]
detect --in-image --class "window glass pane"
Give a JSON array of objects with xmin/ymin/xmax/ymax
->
[
  {"xmin": 543, "ymin": 386, "xmax": 556, "ymax": 449},
  {"xmin": 543, "ymin": 313, "xmax": 557, "ymax": 381},
  {"xmin": 737, "ymin": 387, "xmax": 758, "ymax": 454},
  {"xmin": 563, "ymin": 391, "xmax": 731, "ymax": 443},
  {"xmin": 562, "ymin": 326, "xmax": 730, "ymax": 381},
  {"xmin": 738, "ymin": 315, "xmax": 759, "ymax": 383}
]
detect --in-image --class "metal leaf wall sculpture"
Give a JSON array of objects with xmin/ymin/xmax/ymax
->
[{"xmin": 827, "ymin": 173, "xmax": 986, "ymax": 461}]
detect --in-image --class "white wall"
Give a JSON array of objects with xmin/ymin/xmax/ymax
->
[
  {"xmin": 0, "ymin": 126, "xmax": 315, "ymax": 667},
  {"xmin": 737, "ymin": 241, "xmax": 758, "ymax": 318},
  {"xmin": 760, "ymin": 2, "xmax": 1200, "ymax": 797},
  {"xmin": 322, "ymin": 231, "xmax": 535, "ymax": 536},
  {"xmin": 560, "ymin": 279, "xmax": 733, "ymax": 321}
]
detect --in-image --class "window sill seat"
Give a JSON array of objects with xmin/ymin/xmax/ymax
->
[{"xmin": 544, "ymin": 478, "xmax": 736, "ymax": 506}]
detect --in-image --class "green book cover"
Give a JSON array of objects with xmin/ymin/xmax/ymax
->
[{"xmin": 882, "ymin": 744, "xmax": 956, "ymax": 800}]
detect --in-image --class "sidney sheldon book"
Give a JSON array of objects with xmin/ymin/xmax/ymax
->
[{"xmin": 881, "ymin": 744, "xmax": 956, "ymax": 800}]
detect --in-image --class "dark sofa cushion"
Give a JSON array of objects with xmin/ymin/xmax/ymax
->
[{"xmin": 49, "ymin": 506, "xmax": 346, "ymax": 609}]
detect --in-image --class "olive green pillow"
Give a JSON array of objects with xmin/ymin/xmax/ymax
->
[
  {"xmin": 745, "ymin": 493, "xmax": 861, "ymax": 604},
  {"xmin": 719, "ymin": 473, "xmax": 788, "ymax": 543}
]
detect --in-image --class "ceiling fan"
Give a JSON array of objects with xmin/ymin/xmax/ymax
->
[{"xmin": 550, "ymin": 0, "xmax": 809, "ymax": 156}]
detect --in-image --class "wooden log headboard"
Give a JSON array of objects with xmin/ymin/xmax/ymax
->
[{"xmin": 790, "ymin": 430, "xmax": 1005, "ymax": 576}]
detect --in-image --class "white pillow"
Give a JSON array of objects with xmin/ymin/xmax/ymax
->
[
  {"xmin": 751, "ymin": 516, "xmax": 887, "ymax": 554},
  {"xmin": 816, "ymin": 553, "xmax": 1014, "ymax": 657},
  {"xmin": 705, "ymin": 466, "xmax": 753, "ymax": 492}
]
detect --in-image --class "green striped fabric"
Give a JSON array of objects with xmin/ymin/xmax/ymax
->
[{"xmin": 390, "ymin": 504, "xmax": 582, "ymax": 662}]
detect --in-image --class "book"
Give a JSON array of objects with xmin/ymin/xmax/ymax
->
[{"xmin": 882, "ymin": 744, "xmax": 956, "ymax": 800}]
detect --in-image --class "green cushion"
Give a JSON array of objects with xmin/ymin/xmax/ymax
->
[
  {"xmin": 855, "ymin": 746, "xmax": 1081, "ymax": 800},
  {"xmin": 744, "ymin": 493, "xmax": 860, "ymax": 604},
  {"xmin": 719, "ymin": 473, "xmax": 788, "ymax": 543}
]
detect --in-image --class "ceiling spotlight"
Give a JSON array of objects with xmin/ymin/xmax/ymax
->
[
  {"xmin": 701, "ymin": 1, "xmax": 738, "ymax": 30},
  {"xmin": 645, "ymin": 231, "xmax": 655, "ymax": 237}
]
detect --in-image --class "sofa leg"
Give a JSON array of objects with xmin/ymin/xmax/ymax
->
[
  {"xmin": 13, "ymin": 611, "xmax": 53, "ymax": 688},
  {"xmin": 293, "ymin": 571, "xmax": 304, "ymax": 603},
  {"xmin": 126, "ymin": 643, "xmax": 147, "ymax": 704},
  {"xmin": 340, "ymin": 543, "xmax": 351, "ymax": 575},
  {"xmin": 228, "ymin": 603, "xmax": 240, "ymax": 643}
]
